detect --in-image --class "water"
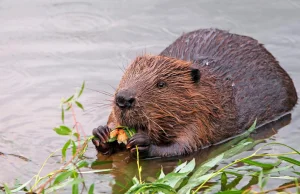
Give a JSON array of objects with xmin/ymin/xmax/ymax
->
[{"xmin": 0, "ymin": 0, "xmax": 300, "ymax": 193}]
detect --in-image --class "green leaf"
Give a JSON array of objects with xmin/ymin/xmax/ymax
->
[
  {"xmin": 223, "ymin": 139, "xmax": 264, "ymax": 159},
  {"xmin": 76, "ymin": 160, "xmax": 89, "ymax": 168},
  {"xmin": 80, "ymin": 169, "xmax": 111, "ymax": 174},
  {"xmin": 190, "ymin": 153, "xmax": 224, "ymax": 179},
  {"xmin": 271, "ymin": 175, "xmax": 299, "ymax": 180},
  {"xmin": 91, "ymin": 160, "xmax": 113, "ymax": 167},
  {"xmin": 46, "ymin": 178, "xmax": 84, "ymax": 193},
  {"xmin": 132, "ymin": 177, "xmax": 139, "ymax": 185},
  {"xmin": 223, "ymin": 171, "xmax": 243, "ymax": 177},
  {"xmin": 258, "ymin": 170, "xmax": 263, "ymax": 188},
  {"xmin": 158, "ymin": 168, "xmax": 165, "ymax": 179},
  {"xmin": 293, "ymin": 171, "xmax": 300, "ymax": 176},
  {"xmin": 226, "ymin": 175, "xmax": 243, "ymax": 190},
  {"xmin": 70, "ymin": 171, "xmax": 78, "ymax": 178},
  {"xmin": 75, "ymin": 101, "xmax": 84, "ymax": 110},
  {"xmin": 4, "ymin": 184, "xmax": 12, "ymax": 194},
  {"xmin": 241, "ymin": 175, "xmax": 258, "ymax": 190},
  {"xmin": 65, "ymin": 95, "xmax": 74, "ymax": 103},
  {"xmin": 216, "ymin": 191, "xmax": 243, "ymax": 194},
  {"xmin": 261, "ymin": 164, "xmax": 293, "ymax": 175},
  {"xmin": 278, "ymin": 156, "xmax": 300, "ymax": 166},
  {"xmin": 156, "ymin": 172, "xmax": 190, "ymax": 189},
  {"xmin": 108, "ymin": 137, "xmax": 117, "ymax": 142},
  {"xmin": 124, "ymin": 128, "xmax": 136, "ymax": 138},
  {"xmin": 178, "ymin": 173, "xmax": 218, "ymax": 194},
  {"xmin": 247, "ymin": 119, "xmax": 257, "ymax": 133},
  {"xmin": 10, "ymin": 176, "xmax": 34, "ymax": 192},
  {"xmin": 125, "ymin": 183, "xmax": 176, "ymax": 194},
  {"xmin": 61, "ymin": 108, "xmax": 65, "ymax": 123},
  {"xmin": 54, "ymin": 126, "xmax": 72, "ymax": 135},
  {"xmin": 221, "ymin": 172, "xmax": 227, "ymax": 191},
  {"xmin": 54, "ymin": 170, "xmax": 73, "ymax": 185},
  {"xmin": 222, "ymin": 119, "xmax": 257, "ymax": 148},
  {"xmin": 178, "ymin": 156, "xmax": 223, "ymax": 193},
  {"xmin": 179, "ymin": 159, "xmax": 195, "ymax": 173},
  {"xmin": 72, "ymin": 183, "xmax": 79, "ymax": 194},
  {"xmin": 258, "ymin": 171, "xmax": 269, "ymax": 189},
  {"xmin": 78, "ymin": 81, "xmax": 85, "ymax": 98},
  {"xmin": 242, "ymin": 159, "xmax": 277, "ymax": 170},
  {"xmin": 173, "ymin": 161, "xmax": 187, "ymax": 173},
  {"xmin": 155, "ymin": 160, "xmax": 195, "ymax": 190},
  {"xmin": 73, "ymin": 133, "xmax": 80, "ymax": 139},
  {"xmin": 62, "ymin": 140, "xmax": 71, "ymax": 160},
  {"xmin": 88, "ymin": 184, "xmax": 94, "ymax": 194},
  {"xmin": 124, "ymin": 129, "xmax": 131, "ymax": 138},
  {"xmin": 71, "ymin": 140, "xmax": 77, "ymax": 156}
]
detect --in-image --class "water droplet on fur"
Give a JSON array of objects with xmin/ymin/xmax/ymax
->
[
  {"xmin": 205, "ymin": 61, "xmax": 209, "ymax": 66},
  {"xmin": 232, "ymin": 82, "xmax": 235, "ymax": 87}
]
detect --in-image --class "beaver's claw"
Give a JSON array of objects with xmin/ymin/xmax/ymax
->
[
  {"xmin": 126, "ymin": 133, "xmax": 151, "ymax": 158},
  {"xmin": 92, "ymin": 125, "xmax": 113, "ymax": 155}
]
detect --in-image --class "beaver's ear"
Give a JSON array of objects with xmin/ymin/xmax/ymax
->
[{"xmin": 190, "ymin": 67, "xmax": 201, "ymax": 83}]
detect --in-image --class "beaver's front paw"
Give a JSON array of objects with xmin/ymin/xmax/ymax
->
[
  {"xmin": 92, "ymin": 125, "xmax": 113, "ymax": 155},
  {"xmin": 126, "ymin": 133, "xmax": 151, "ymax": 158}
]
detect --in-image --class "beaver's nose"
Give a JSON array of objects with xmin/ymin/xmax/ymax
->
[{"xmin": 116, "ymin": 90, "xmax": 135, "ymax": 109}]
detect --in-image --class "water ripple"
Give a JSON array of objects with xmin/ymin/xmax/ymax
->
[
  {"xmin": 44, "ymin": 11, "xmax": 113, "ymax": 33},
  {"xmin": 0, "ymin": 66, "xmax": 32, "ymax": 94}
]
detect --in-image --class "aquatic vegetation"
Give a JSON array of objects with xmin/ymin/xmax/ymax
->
[
  {"xmin": 1, "ymin": 82, "xmax": 109, "ymax": 194},
  {"xmin": 1, "ymin": 82, "xmax": 299, "ymax": 194},
  {"xmin": 126, "ymin": 121, "xmax": 300, "ymax": 193}
]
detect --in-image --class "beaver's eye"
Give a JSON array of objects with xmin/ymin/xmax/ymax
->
[{"xmin": 157, "ymin": 81, "xmax": 167, "ymax": 89}]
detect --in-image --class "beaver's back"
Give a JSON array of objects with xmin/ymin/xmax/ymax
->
[{"xmin": 160, "ymin": 29, "xmax": 297, "ymax": 130}]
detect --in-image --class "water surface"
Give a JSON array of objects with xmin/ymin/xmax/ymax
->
[{"xmin": 0, "ymin": 0, "xmax": 300, "ymax": 193}]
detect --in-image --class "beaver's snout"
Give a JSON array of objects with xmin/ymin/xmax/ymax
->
[{"xmin": 115, "ymin": 89, "xmax": 136, "ymax": 109}]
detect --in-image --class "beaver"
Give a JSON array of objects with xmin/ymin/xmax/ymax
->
[{"xmin": 92, "ymin": 29, "xmax": 298, "ymax": 158}]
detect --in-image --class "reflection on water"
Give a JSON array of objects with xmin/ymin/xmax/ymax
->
[{"xmin": 0, "ymin": 0, "xmax": 299, "ymax": 193}]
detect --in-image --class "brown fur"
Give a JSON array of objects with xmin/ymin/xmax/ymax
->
[{"xmin": 93, "ymin": 29, "xmax": 298, "ymax": 158}]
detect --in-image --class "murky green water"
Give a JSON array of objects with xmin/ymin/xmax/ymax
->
[{"xmin": 0, "ymin": 0, "xmax": 299, "ymax": 193}]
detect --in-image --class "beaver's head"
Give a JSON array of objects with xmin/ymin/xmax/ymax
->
[{"xmin": 112, "ymin": 55, "xmax": 219, "ymax": 144}]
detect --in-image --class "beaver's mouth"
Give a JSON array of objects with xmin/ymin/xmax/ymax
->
[{"xmin": 116, "ymin": 110, "xmax": 147, "ymax": 132}]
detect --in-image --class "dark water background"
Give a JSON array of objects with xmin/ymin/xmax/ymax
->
[{"xmin": 0, "ymin": 0, "xmax": 300, "ymax": 193}]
